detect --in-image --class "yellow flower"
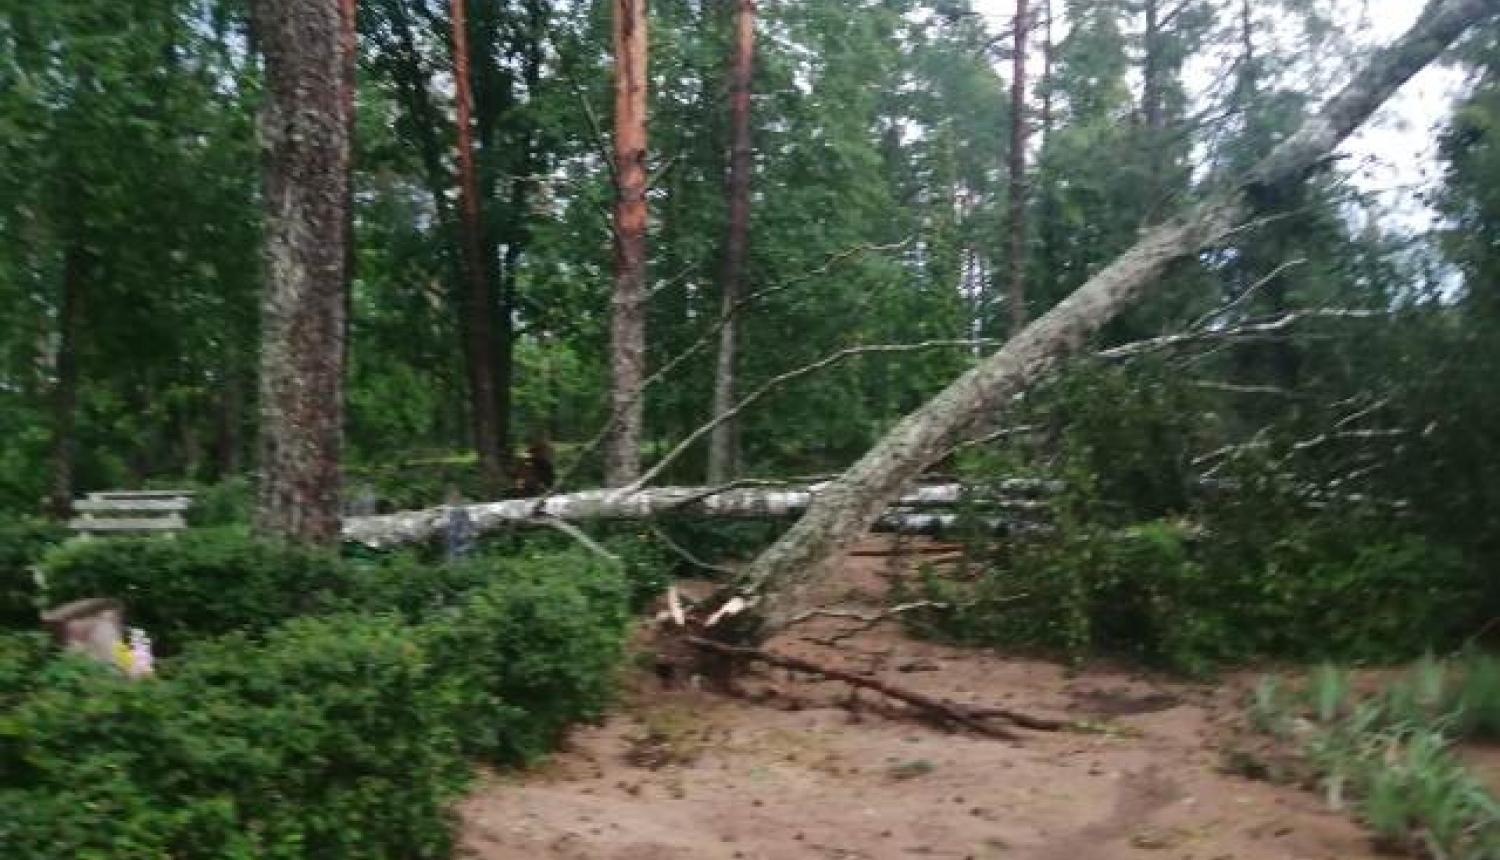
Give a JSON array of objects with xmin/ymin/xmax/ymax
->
[{"xmin": 112, "ymin": 639, "xmax": 135, "ymax": 673}]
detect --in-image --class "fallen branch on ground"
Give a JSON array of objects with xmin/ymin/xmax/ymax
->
[{"xmin": 685, "ymin": 636, "xmax": 1067, "ymax": 740}]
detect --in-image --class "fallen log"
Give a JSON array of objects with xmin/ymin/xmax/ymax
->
[{"xmin": 341, "ymin": 481, "xmax": 1053, "ymax": 548}]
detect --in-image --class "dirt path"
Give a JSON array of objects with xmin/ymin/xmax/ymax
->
[{"xmin": 457, "ymin": 539, "xmax": 1381, "ymax": 860}]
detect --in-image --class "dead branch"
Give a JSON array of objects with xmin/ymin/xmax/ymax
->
[
  {"xmin": 686, "ymin": 636, "xmax": 1045, "ymax": 740},
  {"xmin": 790, "ymin": 601, "xmax": 949, "ymax": 648},
  {"xmin": 1190, "ymin": 381, "xmax": 1303, "ymax": 397},
  {"xmin": 628, "ymin": 340, "xmax": 1001, "ymax": 491},
  {"xmin": 1100, "ymin": 309, "xmax": 1386, "ymax": 361},
  {"xmin": 669, "ymin": 473, "xmax": 842, "ymax": 510},
  {"xmin": 547, "ymin": 239, "xmax": 915, "ymax": 495},
  {"xmin": 1188, "ymin": 258, "xmax": 1308, "ymax": 331},
  {"xmin": 533, "ymin": 516, "xmax": 622, "ymax": 566},
  {"xmin": 646, "ymin": 522, "xmax": 739, "ymax": 577}
]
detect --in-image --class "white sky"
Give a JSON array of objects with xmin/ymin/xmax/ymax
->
[{"xmin": 970, "ymin": 0, "xmax": 1472, "ymax": 233}]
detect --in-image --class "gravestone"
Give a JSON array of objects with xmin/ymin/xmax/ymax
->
[{"xmin": 41, "ymin": 598, "xmax": 125, "ymax": 666}]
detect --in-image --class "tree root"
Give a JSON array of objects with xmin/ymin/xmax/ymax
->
[{"xmin": 687, "ymin": 636, "xmax": 1068, "ymax": 741}]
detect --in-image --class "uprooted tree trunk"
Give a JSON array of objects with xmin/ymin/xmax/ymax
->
[{"xmin": 715, "ymin": 0, "xmax": 1494, "ymax": 642}]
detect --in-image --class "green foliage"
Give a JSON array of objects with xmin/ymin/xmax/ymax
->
[
  {"xmin": 422, "ymin": 552, "xmax": 631, "ymax": 764},
  {"xmin": 0, "ymin": 616, "xmax": 465, "ymax": 860},
  {"xmin": 0, "ymin": 545, "xmax": 634, "ymax": 858},
  {"xmin": 1049, "ymin": 361, "xmax": 1209, "ymax": 519},
  {"xmin": 183, "ymin": 477, "xmax": 253, "ymax": 527},
  {"xmin": 1248, "ymin": 654, "xmax": 1500, "ymax": 859},
  {"xmin": 39, "ymin": 530, "xmax": 354, "ymax": 651},
  {"xmin": 928, "ymin": 510, "xmax": 1476, "ymax": 674},
  {"xmin": 0, "ymin": 519, "xmax": 67, "ymax": 627},
  {"xmin": 0, "ymin": 630, "xmax": 51, "ymax": 705}
]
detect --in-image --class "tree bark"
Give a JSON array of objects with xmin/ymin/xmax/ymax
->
[
  {"xmin": 1005, "ymin": 0, "xmax": 1031, "ymax": 335},
  {"xmin": 726, "ymin": 0, "xmax": 1495, "ymax": 640},
  {"xmin": 251, "ymin": 0, "xmax": 353, "ymax": 545},
  {"xmin": 449, "ymin": 0, "xmax": 506, "ymax": 496},
  {"xmin": 339, "ymin": 0, "xmax": 358, "ymax": 374},
  {"xmin": 48, "ymin": 238, "xmax": 85, "ymax": 518},
  {"xmin": 707, "ymin": 0, "xmax": 757, "ymax": 485},
  {"xmin": 342, "ymin": 480, "xmax": 1051, "ymax": 548},
  {"xmin": 1040, "ymin": 0, "xmax": 1053, "ymax": 147},
  {"xmin": 214, "ymin": 368, "xmax": 244, "ymax": 478},
  {"xmin": 1141, "ymin": 0, "xmax": 1165, "ymax": 210},
  {"xmin": 606, "ymin": 0, "xmax": 650, "ymax": 487}
]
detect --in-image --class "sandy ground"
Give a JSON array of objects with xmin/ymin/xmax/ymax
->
[{"xmin": 456, "ymin": 538, "xmax": 1384, "ymax": 860}]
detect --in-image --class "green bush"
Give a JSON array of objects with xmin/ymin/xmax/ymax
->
[
  {"xmin": 423, "ymin": 550, "xmax": 631, "ymax": 764},
  {"xmin": 39, "ymin": 530, "xmax": 356, "ymax": 651},
  {"xmin": 183, "ymin": 477, "xmax": 253, "ymax": 527},
  {"xmin": 922, "ymin": 515, "xmax": 1475, "ymax": 673},
  {"xmin": 0, "ymin": 630, "xmax": 51, "ymax": 706},
  {"xmin": 0, "ymin": 615, "xmax": 466, "ymax": 860},
  {"xmin": 0, "ymin": 519, "xmax": 67, "ymax": 628},
  {"xmin": 3, "ymin": 539, "xmax": 636, "ymax": 858}
]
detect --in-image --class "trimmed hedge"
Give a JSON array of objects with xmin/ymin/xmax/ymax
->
[
  {"xmin": 0, "ymin": 541, "xmax": 634, "ymax": 859},
  {"xmin": 0, "ymin": 519, "xmax": 67, "ymax": 628},
  {"xmin": 39, "ymin": 530, "xmax": 355, "ymax": 651},
  {"xmin": 0, "ymin": 616, "xmax": 464, "ymax": 860},
  {"xmin": 426, "ymin": 553, "xmax": 631, "ymax": 764}
]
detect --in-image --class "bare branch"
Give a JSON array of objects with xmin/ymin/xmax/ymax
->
[
  {"xmin": 547, "ymin": 238, "xmax": 915, "ymax": 495},
  {"xmin": 1100, "ymin": 309, "xmax": 1386, "ymax": 361},
  {"xmin": 532, "ymin": 516, "xmax": 621, "ymax": 566},
  {"xmin": 628, "ymin": 340, "xmax": 999, "ymax": 491},
  {"xmin": 792, "ymin": 600, "xmax": 951, "ymax": 647},
  {"xmin": 646, "ymin": 523, "xmax": 740, "ymax": 576},
  {"xmin": 1190, "ymin": 381, "xmax": 1303, "ymax": 397},
  {"xmin": 1188, "ymin": 258, "xmax": 1308, "ymax": 331}
]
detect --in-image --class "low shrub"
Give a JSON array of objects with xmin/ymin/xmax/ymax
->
[
  {"xmin": 919, "ymin": 515, "xmax": 1475, "ymax": 673},
  {"xmin": 0, "ymin": 615, "xmax": 466, "ymax": 860},
  {"xmin": 458, "ymin": 528, "xmax": 675, "ymax": 611},
  {"xmin": 38, "ymin": 529, "xmax": 356, "ymax": 651},
  {"xmin": 0, "ymin": 630, "xmax": 51, "ymax": 706},
  {"xmin": 4, "ymin": 541, "xmax": 635, "ymax": 858},
  {"xmin": 0, "ymin": 519, "xmax": 67, "ymax": 628},
  {"xmin": 183, "ymin": 477, "xmax": 253, "ymax": 527},
  {"xmin": 423, "ymin": 550, "xmax": 632, "ymax": 764}
]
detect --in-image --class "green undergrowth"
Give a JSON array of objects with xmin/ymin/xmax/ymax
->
[
  {"xmin": 0, "ymin": 531, "xmax": 636, "ymax": 859},
  {"xmin": 908, "ymin": 358, "xmax": 1492, "ymax": 675},
  {"xmin": 1244, "ymin": 654, "xmax": 1500, "ymax": 859}
]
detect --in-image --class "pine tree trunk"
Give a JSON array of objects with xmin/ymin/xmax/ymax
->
[
  {"xmin": 449, "ymin": 0, "xmax": 505, "ymax": 496},
  {"xmin": 48, "ymin": 239, "xmax": 84, "ymax": 518},
  {"xmin": 339, "ymin": 0, "xmax": 357, "ymax": 371},
  {"xmin": 728, "ymin": 0, "xmax": 1495, "ymax": 640},
  {"xmin": 707, "ymin": 0, "xmax": 756, "ymax": 485},
  {"xmin": 1004, "ymin": 0, "xmax": 1031, "ymax": 335},
  {"xmin": 606, "ymin": 0, "xmax": 650, "ymax": 487},
  {"xmin": 1141, "ymin": 0, "xmax": 1165, "ymax": 214},
  {"xmin": 250, "ymin": 0, "xmax": 353, "ymax": 545},
  {"xmin": 1040, "ymin": 0, "xmax": 1053, "ymax": 146},
  {"xmin": 214, "ymin": 369, "xmax": 243, "ymax": 478}
]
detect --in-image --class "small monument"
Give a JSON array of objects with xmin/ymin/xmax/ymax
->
[{"xmin": 40, "ymin": 598, "xmax": 154, "ymax": 678}]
